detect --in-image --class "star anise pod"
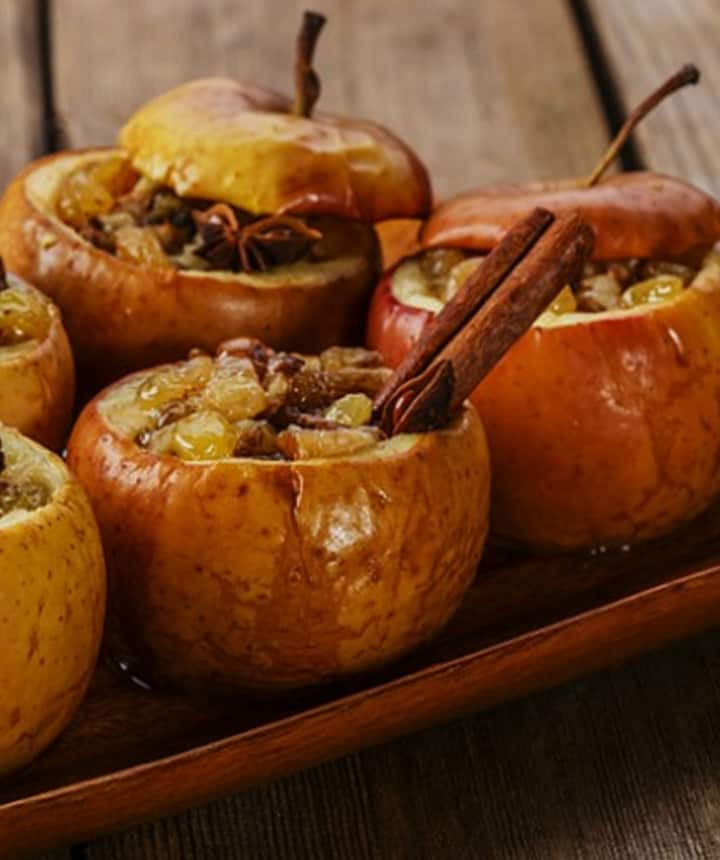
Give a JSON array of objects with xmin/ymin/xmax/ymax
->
[{"xmin": 193, "ymin": 204, "xmax": 322, "ymax": 272}]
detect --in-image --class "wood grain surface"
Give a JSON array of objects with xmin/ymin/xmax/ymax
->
[
  {"xmin": 587, "ymin": 0, "xmax": 720, "ymax": 195},
  {"xmin": 52, "ymin": 0, "xmax": 608, "ymax": 197},
  {"xmin": 78, "ymin": 630, "xmax": 720, "ymax": 860},
  {"xmin": 6, "ymin": 0, "xmax": 720, "ymax": 858},
  {"xmin": 0, "ymin": 2, "xmax": 45, "ymax": 192}
]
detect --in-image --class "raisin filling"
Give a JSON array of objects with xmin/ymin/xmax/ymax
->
[
  {"xmin": 0, "ymin": 440, "xmax": 51, "ymax": 516},
  {"xmin": 54, "ymin": 155, "xmax": 366, "ymax": 274},
  {"xmin": 102, "ymin": 343, "xmax": 392, "ymax": 462},
  {"xmin": 391, "ymin": 248, "xmax": 708, "ymax": 316},
  {"xmin": 0, "ymin": 279, "xmax": 51, "ymax": 348}
]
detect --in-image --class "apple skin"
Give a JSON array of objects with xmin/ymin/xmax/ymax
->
[
  {"xmin": 366, "ymin": 270, "xmax": 431, "ymax": 369},
  {"xmin": 66, "ymin": 373, "xmax": 490, "ymax": 693},
  {"xmin": 0, "ymin": 426, "xmax": 106, "ymax": 778},
  {"xmin": 0, "ymin": 279, "xmax": 75, "ymax": 451},
  {"xmin": 422, "ymin": 174, "xmax": 720, "ymax": 261},
  {"xmin": 367, "ymin": 264, "xmax": 720, "ymax": 550},
  {"xmin": 0, "ymin": 150, "xmax": 382, "ymax": 388},
  {"xmin": 119, "ymin": 78, "xmax": 432, "ymax": 221}
]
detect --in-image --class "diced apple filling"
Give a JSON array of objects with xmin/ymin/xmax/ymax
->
[
  {"xmin": 102, "ymin": 343, "xmax": 392, "ymax": 461},
  {"xmin": 0, "ymin": 441, "xmax": 50, "ymax": 516},
  {"xmin": 391, "ymin": 248, "xmax": 706, "ymax": 316},
  {"xmin": 54, "ymin": 154, "xmax": 372, "ymax": 274},
  {"xmin": 0, "ymin": 281, "xmax": 51, "ymax": 347}
]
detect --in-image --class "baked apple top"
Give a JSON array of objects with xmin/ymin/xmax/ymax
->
[
  {"xmin": 0, "ymin": 265, "xmax": 52, "ymax": 353},
  {"xmin": 0, "ymin": 433, "xmax": 56, "ymax": 519},
  {"xmin": 119, "ymin": 76, "xmax": 431, "ymax": 224},
  {"xmin": 54, "ymin": 12, "xmax": 429, "ymax": 278},
  {"xmin": 391, "ymin": 246, "xmax": 720, "ymax": 320},
  {"xmin": 421, "ymin": 174, "xmax": 720, "ymax": 262},
  {"xmin": 100, "ymin": 341, "xmax": 394, "ymax": 462},
  {"xmin": 423, "ymin": 66, "xmax": 720, "ymax": 262}
]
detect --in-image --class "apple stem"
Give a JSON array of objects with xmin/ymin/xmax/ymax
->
[
  {"xmin": 0, "ymin": 257, "xmax": 6, "ymax": 291},
  {"xmin": 585, "ymin": 63, "xmax": 699, "ymax": 187},
  {"xmin": 293, "ymin": 11, "xmax": 326, "ymax": 118}
]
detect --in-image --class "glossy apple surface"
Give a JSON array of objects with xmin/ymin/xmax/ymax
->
[
  {"xmin": 67, "ymin": 366, "xmax": 490, "ymax": 692},
  {"xmin": 422, "ymin": 173, "xmax": 720, "ymax": 261},
  {"xmin": 368, "ymin": 257, "xmax": 720, "ymax": 550},
  {"xmin": 0, "ymin": 276, "xmax": 74, "ymax": 450},
  {"xmin": 0, "ymin": 425, "xmax": 105, "ymax": 777},
  {"xmin": 0, "ymin": 150, "xmax": 382, "ymax": 386}
]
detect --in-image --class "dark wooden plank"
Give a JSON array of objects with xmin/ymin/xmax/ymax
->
[
  {"xmin": 587, "ymin": 0, "xmax": 720, "ymax": 196},
  {"xmin": 0, "ymin": 1, "xmax": 45, "ymax": 192},
  {"xmin": 82, "ymin": 629, "xmax": 720, "ymax": 859},
  {"xmin": 53, "ymin": 0, "xmax": 607, "ymax": 198}
]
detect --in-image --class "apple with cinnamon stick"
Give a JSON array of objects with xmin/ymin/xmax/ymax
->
[
  {"xmin": 0, "ymin": 11, "xmax": 430, "ymax": 387},
  {"xmin": 67, "ymin": 209, "xmax": 590, "ymax": 692},
  {"xmin": 368, "ymin": 65, "xmax": 720, "ymax": 550}
]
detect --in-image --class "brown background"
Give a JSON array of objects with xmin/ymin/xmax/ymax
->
[{"xmin": 3, "ymin": 0, "xmax": 719, "ymax": 856}]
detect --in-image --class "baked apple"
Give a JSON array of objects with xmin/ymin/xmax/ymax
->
[
  {"xmin": 66, "ymin": 342, "xmax": 489, "ymax": 692},
  {"xmin": 0, "ymin": 425, "xmax": 105, "ymax": 777},
  {"xmin": 368, "ymin": 66, "xmax": 720, "ymax": 550},
  {"xmin": 0, "ymin": 12, "xmax": 430, "ymax": 386},
  {"xmin": 0, "ymin": 261, "xmax": 74, "ymax": 450}
]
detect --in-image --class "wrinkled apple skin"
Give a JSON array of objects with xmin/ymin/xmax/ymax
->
[
  {"xmin": 67, "ymin": 382, "xmax": 489, "ymax": 693},
  {"xmin": 368, "ymin": 263, "xmax": 720, "ymax": 550},
  {"xmin": 0, "ymin": 280, "xmax": 75, "ymax": 451},
  {"xmin": 0, "ymin": 427, "xmax": 106, "ymax": 777}
]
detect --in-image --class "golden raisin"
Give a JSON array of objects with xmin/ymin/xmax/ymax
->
[
  {"xmin": 202, "ymin": 371, "xmax": 269, "ymax": 422},
  {"xmin": 170, "ymin": 410, "xmax": 237, "ymax": 461},
  {"xmin": 0, "ymin": 287, "xmax": 51, "ymax": 345},
  {"xmin": 114, "ymin": 226, "xmax": 172, "ymax": 268},
  {"xmin": 57, "ymin": 156, "xmax": 137, "ymax": 229},
  {"xmin": 547, "ymin": 285, "xmax": 578, "ymax": 315},
  {"xmin": 324, "ymin": 393, "xmax": 373, "ymax": 427},
  {"xmin": 620, "ymin": 275, "xmax": 684, "ymax": 308}
]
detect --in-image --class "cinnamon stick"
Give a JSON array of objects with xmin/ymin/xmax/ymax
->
[
  {"xmin": 377, "ymin": 209, "xmax": 594, "ymax": 435},
  {"xmin": 373, "ymin": 207, "xmax": 553, "ymax": 418}
]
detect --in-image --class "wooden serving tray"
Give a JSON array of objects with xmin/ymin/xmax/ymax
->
[{"xmin": 3, "ymin": 507, "xmax": 720, "ymax": 857}]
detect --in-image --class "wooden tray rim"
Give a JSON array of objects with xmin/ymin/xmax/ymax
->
[{"xmin": 4, "ymin": 555, "xmax": 719, "ymax": 820}]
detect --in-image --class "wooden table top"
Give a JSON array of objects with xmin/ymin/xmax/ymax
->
[{"xmin": 3, "ymin": 0, "xmax": 716, "ymax": 857}]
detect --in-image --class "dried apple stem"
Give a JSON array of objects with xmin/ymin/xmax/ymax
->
[
  {"xmin": 585, "ymin": 63, "xmax": 699, "ymax": 187},
  {"xmin": 293, "ymin": 10, "xmax": 326, "ymax": 118},
  {"xmin": 0, "ymin": 257, "xmax": 6, "ymax": 291}
]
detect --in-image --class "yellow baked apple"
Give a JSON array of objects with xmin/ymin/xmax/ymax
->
[
  {"xmin": 0, "ymin": 266, "xmax": 74, "ymax": 450},
  {"xmin": 0, "ymin": 424, "xmax": 105, "ymax": 777},
  {"xmin": 67, "ymin": 342, "xmax": 489, "ymax": 693}
]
